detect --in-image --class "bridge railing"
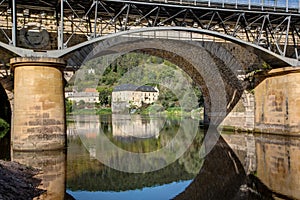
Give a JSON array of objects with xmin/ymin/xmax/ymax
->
[
  {"xmin": 139, "ymin": 0, "xmax": 300, "ymax": 13},
  {"xmin": 127, "ymin": 29, "xmax": 236, "ymax": 44}
]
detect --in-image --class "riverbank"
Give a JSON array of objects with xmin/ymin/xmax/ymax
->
[
  {"xmin": 67, "ymin": 108, "xmax": 112, "ymax": 115},
  {"xmin": 67, "ymin": 107, "xmax": 204, "ymax": 119},
  {"xmin": 0, "ymin": 160, "xmax": 45, "ymax": 199}
]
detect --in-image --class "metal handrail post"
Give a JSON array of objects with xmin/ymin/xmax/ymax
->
[
  {"xmin": 12, "ymin": 0, "xmax": 16, "ymax": 46},
  {"xmin": 94, "ymin": 0, "xmax": 98, "ymax": 38},
  {"xmin": 58, "ymin": 0, "xmax": 64, "ymax": 49}
]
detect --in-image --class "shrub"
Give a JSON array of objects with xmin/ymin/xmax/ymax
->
[{"xmin": 0, "ymin": 118, "xmax": 9, "ymax": 139}]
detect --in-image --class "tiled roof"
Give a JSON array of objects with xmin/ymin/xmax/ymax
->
[
  {"xmin": 84, "ymin": 88, "xmax": 98, "ymax": 93},
  {"xmin": 136, "ymin": 85, "xmax": 158, "ymax": 92},
  {"xmin": 113, "ymin": 84, "xmax": 138, "ymax": 91}
]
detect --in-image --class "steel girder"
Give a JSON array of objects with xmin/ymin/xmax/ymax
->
[
  {"xmin": 0, "ymin": 0, "xmax": 299, "ymax": 62},
  {"xmin": 58, "ymin": 0, "xmax": 300, "ymax": 60}
]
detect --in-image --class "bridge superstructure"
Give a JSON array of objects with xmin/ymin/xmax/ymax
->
[
  {"xmin": 0, "ymin": 0, "xmax": 299, "ymax": 66},
  {"xmin": 0, "ymin": 0, "xmax": 299, "ymax": 151}
]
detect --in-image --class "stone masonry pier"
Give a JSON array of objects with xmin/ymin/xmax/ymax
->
[{"xmin": 10, "ymin": 57, "xmax": 66, "ymax": 151}]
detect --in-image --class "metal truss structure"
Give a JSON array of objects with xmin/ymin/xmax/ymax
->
[{"xmin": 0, "ymin": 0, "xmax": 299, "ymax": 65}]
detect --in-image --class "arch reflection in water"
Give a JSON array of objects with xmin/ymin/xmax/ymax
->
[
  {"xmin": 12, "ymin": 150, "xmax": 67, "ymax": 200},
  {"xmin": 67, "ymin": 120, "xmax": 280, "ymax": 199},
  {"xmin": 67, "ymin": 114, "xmax": 204, "ymax": 199},
  {"xmin": 67, "ymin": 115, "xmax": 300, "ymax": 199},
  {"xmin": 175, "ymin": 129, "xmax": 290, "ymax": 200}
]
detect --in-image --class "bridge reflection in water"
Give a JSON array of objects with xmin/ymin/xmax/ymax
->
[
  {"xmin": 11, "ymin": 115, "xmax": 300, "ymax": 199},
  {"xmin": 12, "ymin": 150, "xmax": 67, "ymax": 200}
]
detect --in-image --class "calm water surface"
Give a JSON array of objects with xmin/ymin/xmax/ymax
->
[
  {"xmin": 8, "ymin": 114, "xmax": 300, "ymax": 199},
  {"xmin": 66, "ymin": 114, "xmax": 201, "ymax": 199}
]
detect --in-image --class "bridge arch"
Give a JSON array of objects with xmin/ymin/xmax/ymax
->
[
  {"xmin": 0, "ymin": 27, "xmax": 267, "ymax": 126},
  {"xmin": 0, "ymin": 27, "xmax": 296, "ymax": 68},
  {"xmin": 57, "ymin": 27, "xmax": 298, "ymax": 68},
  {"xmin": 67, "ymin": 33, "xmax": 259, "ymax": 124}
]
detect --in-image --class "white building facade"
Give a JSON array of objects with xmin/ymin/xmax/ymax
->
[
  {"xmin": 66, "ymin": 88, "xmax": 100, "ymax": 104},
  {"xmin": 111, "ymin": 84, "xmax": 159, "ymax": 113}
]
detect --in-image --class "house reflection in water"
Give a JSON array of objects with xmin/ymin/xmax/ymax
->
[
  {"xmin": 73, "ymin": 115, "xmax": 100, "ymax": 137},
  {"xmin": 70, "ymin": 115, "xmax": 101, "ymax": 158},
  {"xmin": 71, "ymin": 114, "xmax": 164, "ymax": 140},
  {"xmin": 112, "ymin": 114, "xmax": 164, "ymax": 139}
]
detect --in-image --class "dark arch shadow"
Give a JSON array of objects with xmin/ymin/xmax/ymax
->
[{"xmin": 0, "ymin": 83, "xmax": 12, "ymax": 160}]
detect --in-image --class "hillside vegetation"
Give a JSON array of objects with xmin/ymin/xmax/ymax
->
[{"xmin": 66, "ymin": 52, "xmax": 203, "ymax": 114}]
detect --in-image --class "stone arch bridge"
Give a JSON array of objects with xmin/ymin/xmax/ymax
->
[{"xmin": 0, "ymin": 0, "xmax": 299, "ymax": 151}]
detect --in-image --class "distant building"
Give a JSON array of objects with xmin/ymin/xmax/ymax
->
[
  {"xmin": 64, "ymin": 88, "xmax": 74, "ymax": 99},
  {"xmin": 111, "ymin": 84, "xmax": 159, "ymax": 113},
  {"xmin": 66, "ymin": 88, "xmax": 100, "ymax": 104},
  {"xmin": 88, "ymin": 68, "xmax": 95, "ymax": 74}
]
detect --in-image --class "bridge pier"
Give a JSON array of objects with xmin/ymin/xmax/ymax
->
[
  {"xmin": 255, "ymin": 67, "xmax": 300, "ymax": 134},
  {"xmin": 10, "ymin": 57, "xmax": 66, "ymax": 151}
]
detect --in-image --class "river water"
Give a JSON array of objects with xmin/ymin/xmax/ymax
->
[{"xmin": 7, "ymin": 114, "xmax": 300, "ymax": 199}]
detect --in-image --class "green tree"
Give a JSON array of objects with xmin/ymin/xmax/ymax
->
[
  {"xmin": 67, "ymin": 52, "xmax": 204, "ymax": 112},
  {"xmin": 65, "ymin": 99, "xmax": 73, "ymax": 114},
  {"xmin": 97, "ymin": 86, "xmax": 113, "ymax": 106},
  {"xmin": 0, "ymin": 118, "xmax": 9, "ymax": 139},
  {"xmin": 77, "ymin": 100, "xmax": 85, "ymax": 109}
]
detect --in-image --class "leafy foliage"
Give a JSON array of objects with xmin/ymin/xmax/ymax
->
[
  {"xmin": 97, "ymin": 86, "xmax": 113, "ymax": 106},
  {"xmin": 67, "ymin": 127, "xmax": 201, "ymax": 192},
  {"xmin": 69, "ymin": 52, "xmax": 203, "ymax": 111},
  {"xmin": 0, "ymin": 118, "xmax": 9, "ymax": 139},
  {"xmin": 65, "ymin": 99, "xmax": 73, "ymax": 114}
]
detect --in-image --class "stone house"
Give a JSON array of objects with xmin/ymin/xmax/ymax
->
[
  {"xmin": 111, "ymin": 84, "xmax": 159, "ymax": 113},
  {"xmin": 65, "ymin": 88, "xmax": 100, "ymax": 104}
]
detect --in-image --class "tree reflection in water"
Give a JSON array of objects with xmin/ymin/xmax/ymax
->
[{"xmin": 66, "ymin": 115, "xmax": 291, "ymax": 200}]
